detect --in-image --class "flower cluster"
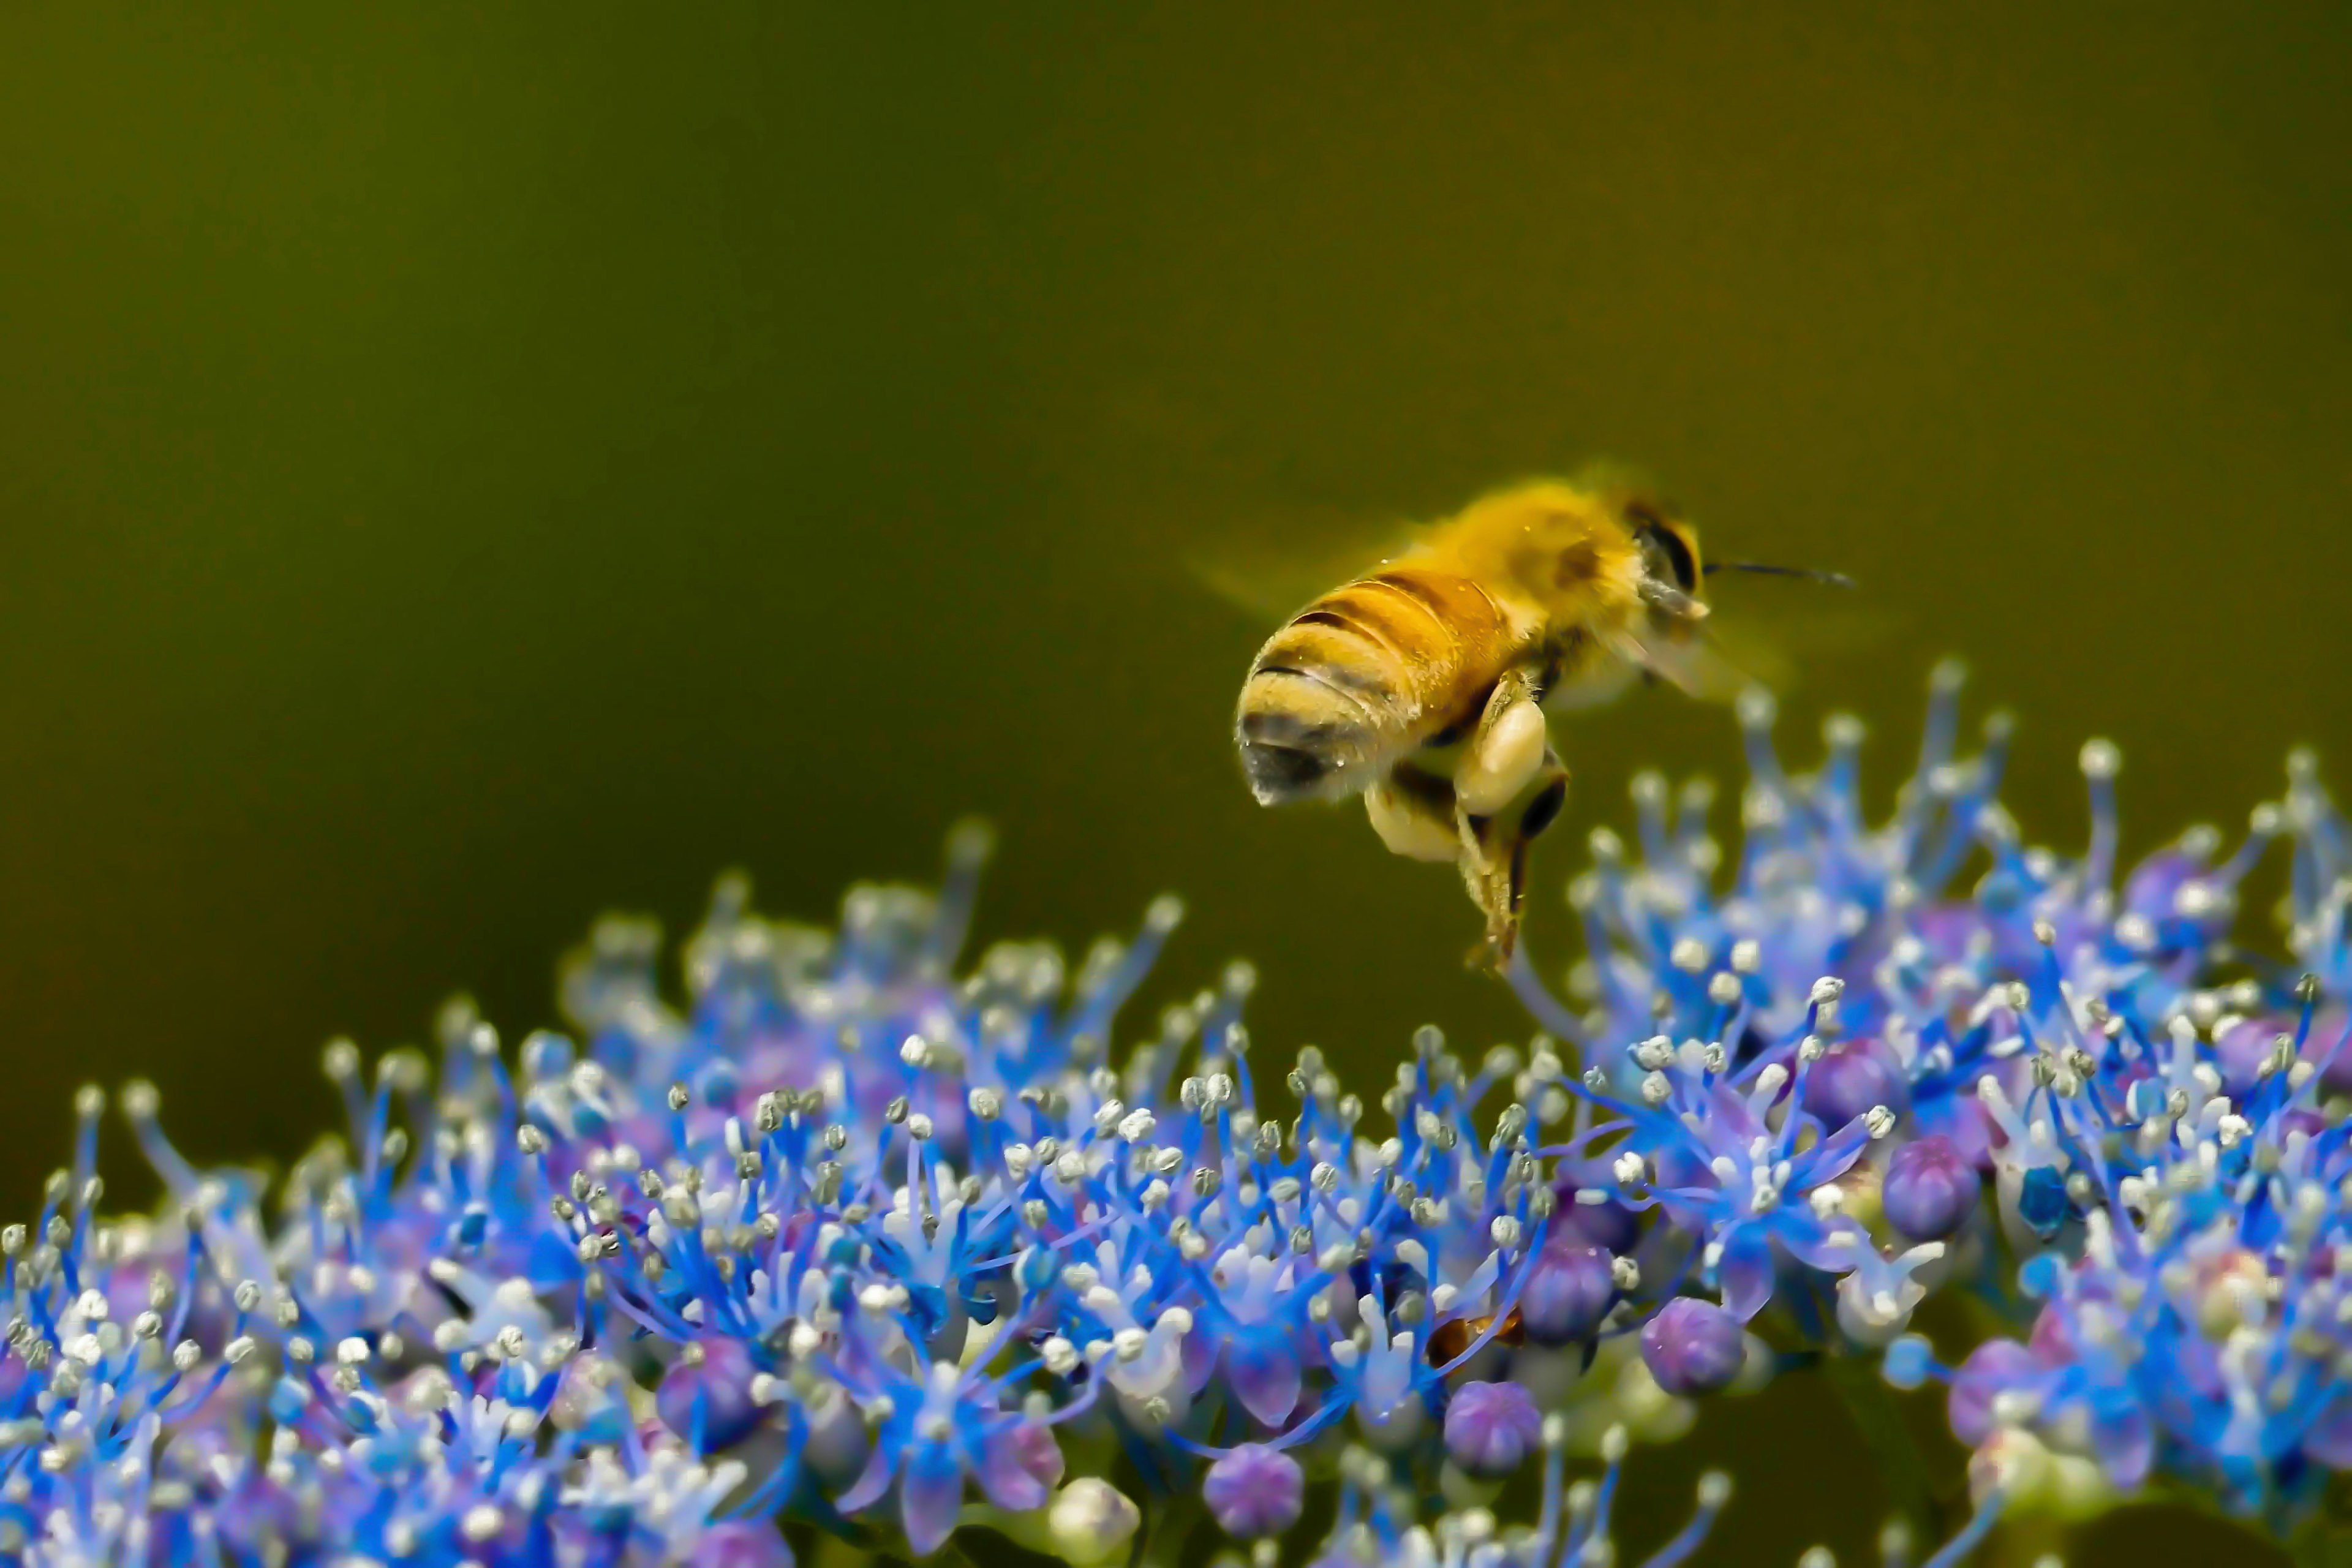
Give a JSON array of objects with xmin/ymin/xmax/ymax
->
[
  {"xmin": 1, "ymin": 665, "xmax": 2346, "ymax": 1567},
  {"xmin": 0, "ymin": 828, "xmax": 1726, "ymax": 1568},
  {"xmin": 1510, "ymin": 665, "xmax": 2352, "ymax": 1553}
]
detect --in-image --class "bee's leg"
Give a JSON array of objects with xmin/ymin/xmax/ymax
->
[
  {"xmin": 1455, "ymin": 669, "xmax": 1551, "ymax": 818},
  {"xmin": 1366, "ymin": 765, "xmax": 1460, "ymax": 863},
  {"xmin": 1456, "ymin": 749, "xmax": 1569, "ymax": 970}
]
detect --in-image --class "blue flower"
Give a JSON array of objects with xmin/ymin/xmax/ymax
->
[
  {"xmin": 826, "ymin": 1357, "xmax": 1065, "ymax": 1556},
  {"xmin": 1586, "ymin": 1022, "xmax": 1887, "ymax": 1322},
  {"xmin": 5, "ymin": 673, "xmax": 2350, "ymax": 1566}
]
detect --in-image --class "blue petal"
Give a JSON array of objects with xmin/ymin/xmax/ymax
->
[
  {"xmin": 1716, "ymin": 1224, "xmax": 1776, "ymax": 1322},
  {"xmin": 899, "ymin": 1446, "xmax": 965, "ymax": 1556}
]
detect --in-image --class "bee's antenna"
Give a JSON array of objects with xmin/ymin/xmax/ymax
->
[{"xmin": 1702, "ymin": 561, "xmax": 1856, "ymax": 589}]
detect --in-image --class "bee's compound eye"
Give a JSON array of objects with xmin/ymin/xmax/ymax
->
[
  {"xmin": 1660, "ymin": 530, "xmax": 1698, "ymax": 593},
  {"xmin": 1632, "ymin": 510, "xmax": 1698, "ymax": 594}
]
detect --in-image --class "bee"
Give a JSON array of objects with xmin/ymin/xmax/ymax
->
[
  {"xmin": 1425, "ymin": 1305, "xmax": 1525, "ymax": 1368},
  {"xmin": 1233, "ymin": 477, "xmax": 1843, "ymax": 966}
]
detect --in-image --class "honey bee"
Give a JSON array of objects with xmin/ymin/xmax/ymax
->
[
  {"xmin": 1425, "ymin": 1305, "xmax": 1526, "ymax": 1368},
  {"xmin": 1232, "ymin": 477, "xmax": 1843, "ymax": 966}
]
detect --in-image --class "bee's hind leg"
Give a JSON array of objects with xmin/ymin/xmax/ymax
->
[
  {"xmin": 1457, "ymin": 748, "xmax": 1569, "ymax": 971},
  {"xmin": 1455, "ymin": 670, "xmax": 1551, "ymax": 818},
  {"xmin": 1366, "ymin": 766, "xmax": 1463, "ymax": 862}
]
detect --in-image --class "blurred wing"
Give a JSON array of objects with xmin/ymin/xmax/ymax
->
[
  {"xmin": 1705, "ymin": 576, "xmax": 1904, "ymax": 690},
  {"xmin": 1621, "ymin": 600, "xmax": 1902, "ymax": 705},
  {"xmin": 1690, "ymin": 619, "xmax": 1796, "ymax": 698},
  {"xmin": 1718, "ymin": 598, "xmax": 1904, "ymax": 688},
  {"xmin": 1540, "ymin": 661, "xmax": 1639, "ymax": 712},
  {"xmin": 1185, "ymin": 505, "xmax": 1428, "ymax": 628},
  {"xmin": 1709, "ymin": 590, "xmax": 1902, "ymax": 658},
  {"xmin": 1638, "ymin": 628, "xmax": 1774, "ymax": 704}
]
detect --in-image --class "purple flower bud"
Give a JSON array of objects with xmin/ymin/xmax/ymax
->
[
  {"xmin": 2212, "ymin": 1009, "xmax": 2352, "ymax": 1098},
  {"xmin": 684, "ymin": 1520, "xmax": 796, "ymax": 1568},
  {"xmin": 1442, "ymin": 1380, "xmax": 1542, "ymax": 1479},
  {"xmin": 1639, "ymin": 1298, "xmax": 1744, "ymax": 1396},
  {"xmin": 2212, "ymin": 1017, "xmax": 2280, "ymax": 1097},
  {"xmin": 1518, "ymin": 1243, "xmax": 1615, "ymax": 1346},
  {"xmin": 973, "ymin": 1417, "xmax": 1060, "ymax": 1513},
  {"xmin": 1948, "ymin": 1338, "xmax": 2043, "ymax": 1446},
  {"xmin": 1202, "ymin": 1444, "xmax": 1305, "ymax": 1539},
  {"xmin": 657, "ymin": 1337, "xmax": 765, "ymax": 1452},
  {"xmin": 2318, "ymin": 1006, "xmax": 2352, "ymax": 1095},
  {"xmin": 1006, "ymin": 1417, "xmax": 1067, "ymax": 1493},
  {"xmin": 2306, "ymin": 1401, "xmax": 2352, "ymax": 1468},
  {"xmin": 2025, "ymin": 1300, "xmax": 2077, "ymax": 1363},
  {"xmin": 1548, "ymin": 1182, "xmax": 1639, "ymax": 1253},
  {"xmin": 1800, "ymin": 1039, "xmax": 1906, "ymax": 1129},
  {"xmin": 1882, "ymin": 1134, "xmax": 1978, "ymax": 1240}
]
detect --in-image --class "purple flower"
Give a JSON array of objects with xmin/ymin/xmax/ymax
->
[
  {"xmin": 1882, "ymin": 1134, "xmax": 1979, "ymax": 1241},
  {"xmin": 1443, "ymin": 1380, "xmax": 1542, "ymax": 1478},
  {"xmin": 12, "ymin": 673, "xmax": 2352, "ymax": 1566},
  {"xmin": 685, "ymin": 1521, "xmax": 797, "ymax": 1568},
  {"xmin": 658, "ymin": 1337, "xmax": 768, "ymax": 1453},
  {"xmin": 1517, "ymin": 1242, "xmax": 1615, "ymax": 1345},
  {"xmin": 1947, "ymin": 1338, "xmax": 2046, "ymax": 1447},
  {"xmin": 1640, "ymin": 1297, "xmax": 1746, "ymax": 1396},
  {"xmin": 1800, "ymin": 1039, "xmax": 1907, "ymax": 1128},
  {"xmin": 1202, "ymin": 1444, "xmax": 1305, "ymax": 1539},
  {"xmin": 1005, "ymin": 1416, "xmax": 1068, "ymax": 1493},
  {"xmin": 1548, "ymin": 1182, "xmax": 1640, "ymax": 1252}
]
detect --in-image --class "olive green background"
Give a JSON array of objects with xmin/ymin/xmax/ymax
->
[{"xmin": 1, "ymin": 4, "xmax": 2345, "ymax": 1563}]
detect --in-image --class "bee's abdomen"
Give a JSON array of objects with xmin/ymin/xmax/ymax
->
[{"xmin": 1235, "ymin": 568, "xmax": 1511, "ymax": 804}]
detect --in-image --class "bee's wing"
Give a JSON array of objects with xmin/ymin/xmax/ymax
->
[
  {"xmin": 1621, "ymin": 630, "xmax": 1767, "ymax": 704},
  {"xmin": 1623, "ymin": 600, "xmax": 1901, "ymax": 704},
  {"xmin": 1185, "ymin": 506, "xmax": 1429, "ymax": 627},
  {"xmin": 1677, "ymin": 621, "xmax": 1795, "ymax": 700},
  {"xmin": 1188, "ymin": 556, "xmax": 1343, "ymax": 627},
  {"xmin": 1540, "ymin": 661, "xmax": 1640, "ymax": 712},
  {"xmin": 1717, "ymin": 596, "xmax": 1903, "ymax": 684}
]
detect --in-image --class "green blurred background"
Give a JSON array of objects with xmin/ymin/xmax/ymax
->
[{"xmin": 1, "ymin": 3, "xmax": 2346, "ymax": 1562}]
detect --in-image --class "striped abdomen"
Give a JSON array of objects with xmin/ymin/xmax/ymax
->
[{"xmin": 1235, "ymin": 567, "xmax": 1520, "ymax": 804}]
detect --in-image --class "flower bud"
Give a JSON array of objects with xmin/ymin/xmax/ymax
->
[
  {"xmin": 1801, "ymin": 1039, "xmax": 1907, "ymax": 1129},
  {"xmin": 1202, "ymin": 1444, "xmax": 1305, "ymax": 1539},
  {"xmin": 1047, "ymin": 1477, "xmax": 1143, "ymax": 1566},
  {"xmin": 1947, "ymin": 1339, "xmax": 2042, "ymax": 1447},
  {"xmin": 1548, "ymin": 1183, "xmax": 1640, "ymax": 1252},
  {"xmin": 682, "ymin": 1520, "xmax": 797, "ymax": 1567},
  {"xmin": 1518, "ymin": 1243, "xmax": 1616, "ymax": 1346},
  {"xmin": 1638, "ymin": 1298, "xmax": 1744, "ymax": 1396},
  {"xmin": 1882, "ymin": 1134, "xmax": 1978, "ymax": 1240},
  {"xmin": 1008, "ymin": 1417, "xmax": 1067, "ymax": 1493},
  {"xmin": 656, "ymin": 1337, "xmax": 764, "ymax": 1452},
  {"xmin": 1442, "ymin": 1381, "xmax": 1542, "ymax": 1479}
]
